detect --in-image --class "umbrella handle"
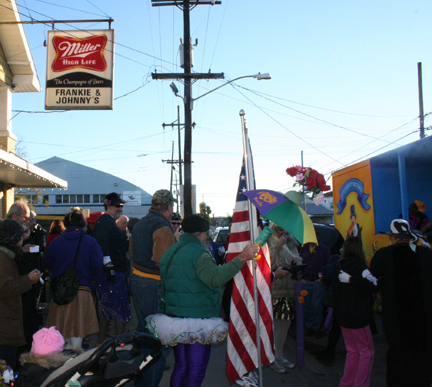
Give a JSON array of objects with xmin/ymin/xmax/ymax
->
[
  {"xmin": 253, "ymin": 226, "xmax": 274, "ymax": 259},
  {"xmin": 253, "ymin": 244, "xmax": 261, "ymax": 260}
]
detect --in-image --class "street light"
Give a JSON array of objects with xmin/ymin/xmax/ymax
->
[
  {"xmin": 170, "ymin": 82, "xmax": 179, "ymax": 95},
  {"xmin": 170, "ymin": 73, "xmax": 271, "ymax": 108},
  {"xmin": 191, "ymin": 72, "xmax": 271, "ymax": 106},
  {"xmin": 170, "ymin": 82, "xmax": 185, "ymax": 103},
  {"xmin": 174, "ymin": 72, "xmax": 271, "ymax": 216}
]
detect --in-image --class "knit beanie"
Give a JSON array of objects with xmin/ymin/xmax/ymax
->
[
  {"xmin": 0, "ymin": 219, "xmax": 25, "ymax": 247},
  {"xmin": 181, "ymin": 214, "xmax": 210, "ymax": 234},
  {"xmin": 31, "ymin": 327, "xmax": 65, "ymax": 356}
]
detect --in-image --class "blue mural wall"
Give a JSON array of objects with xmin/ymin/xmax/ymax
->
[{"xmin": 371, "ymin": 159, "xmax": 432, "ymax": 233}]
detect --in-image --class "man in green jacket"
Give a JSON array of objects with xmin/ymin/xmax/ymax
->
[{"xmin": 158, "ymin": 214, "xmax": 258, "ymax": 387}]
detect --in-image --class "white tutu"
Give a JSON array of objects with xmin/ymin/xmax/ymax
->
[{"xmin": 145, "ymin": 313, "xmax": 229, "ymax": 346}]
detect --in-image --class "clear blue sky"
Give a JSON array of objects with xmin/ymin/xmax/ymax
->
[{"xmin": 12, "ymin": 0, "xmax": 432, "ymax": 216}]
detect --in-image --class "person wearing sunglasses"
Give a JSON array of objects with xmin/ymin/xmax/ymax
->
[
  {"xmin": 94, "ymin": 192, "xmax": 131, "ymax": 346},
  {"xmin": 171, "ymin": 212, "xmax": 182, "ymax": 242},
  {"xmin": 6, "ymin": 199, "xmax": 32, "ymax": 247}
]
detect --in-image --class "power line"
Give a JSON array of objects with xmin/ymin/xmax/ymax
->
[
  {"xmin": 24, "ymin": 131, "xmax": 169, "ymax": 162},
  {"xmin": 230, "ymin": 84, "xmax": 348, "ymax": 166},
  {"xmin": 233, "ymin": 83, "xmax": 404, "ymax": 144},
  {"xmin": 208, "ymin": 0, "xmax": 227, "ymax": 70},
  {"xmin": 318, "ymin": 116, "xmax": 420, "ymax": 173},
  {"xmin": 85, "ymin": 0, "xmax": 110, "ymax": 18},
  {"xmin": 330, "ymin": 130, "xmax": 418, "ymax": 174},
  {"xmin": 4, "ymin": 0, "xmax": 178, "ymax": 69},
  {"xmin": 238, "ymin": 85, "xmax": 414, "ymax": 119},
  {"xmin": 29, "ymin": 0, "xmax": 107, "ymax": 17}
]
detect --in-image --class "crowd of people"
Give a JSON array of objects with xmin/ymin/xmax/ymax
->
[{"xmin": 1, "ymin": 194, "xmax": 432, "ymax": 387}]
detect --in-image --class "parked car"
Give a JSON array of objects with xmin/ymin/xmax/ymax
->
[{"xmin": 213, "ymin": 226, "xmax": 229, "ymax": 247}]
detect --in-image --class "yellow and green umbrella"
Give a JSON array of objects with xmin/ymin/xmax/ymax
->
[{"xmin": 242, "ymin": 189, "xmax": 317, "ymax": 245}]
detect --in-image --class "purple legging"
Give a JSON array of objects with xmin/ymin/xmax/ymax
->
[{"xmin": 170, "ymin": 342, "xmax": 211, "ymax": 387}]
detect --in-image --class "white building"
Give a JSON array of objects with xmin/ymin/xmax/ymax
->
[{"xmin": 16, "ymin": 156, "xmax": 152, "ymax": 219}]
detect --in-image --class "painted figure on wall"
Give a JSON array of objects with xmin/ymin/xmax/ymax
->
[{"xmin": 347, "ymin": 205, "xmax": 362, "ymax": 240}]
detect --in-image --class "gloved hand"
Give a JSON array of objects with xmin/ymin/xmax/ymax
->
[
  {"xmin": 338, "ymin": 270, "xmax": 351, "ymax": 283},
  {"xmin": 105, "ymin": 264, "xmax": 116, "ymax": 284},
  {"xmin": 362, "ymin": 268, "xmax": 378, "ymax": 286}
]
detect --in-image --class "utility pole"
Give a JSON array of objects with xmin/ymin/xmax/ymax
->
[
  {"xmin": 151, "ymin": 0, "xmax": 224, "ymax": 216},
  {"xmin": 162, "ymin": 141, "xmax": 181, "ymax": 192},
  {"xmin": 418, "ymin": 62, "xmax": 425, "ymax": 139},
  {"xmin": 162, "ymin": 106, "xmax": 184, "ymax": 186},
  {"xmin": 170, "ymin": 141, "xmax": 174, "ymax": 191},
  {"xmin": 173, "ymin": 174, "xmax": 180, "ymax": 211}
]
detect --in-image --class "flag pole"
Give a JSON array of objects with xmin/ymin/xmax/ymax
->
[{"xmin": 239, "ymin": 109, "xmax": 263, "ymax": 387}]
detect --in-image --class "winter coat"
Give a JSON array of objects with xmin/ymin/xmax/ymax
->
[
  {"xmin": 0, "ymin": 247, "xmax": 33, "ymax": 346},
  {"xmin": 132, "ymin": 210, "xmax": 175, "ymax": 276},
  {"xmin": 94, "ymin": 214, "xmax": 129, "ymax": 273},
  {"xmin": 268, "ymin": 234, "xmax": 302, "ymax": 298},
  {"xmin": 370, "ymin": 242, "xmax": 432, "ymax": 352},
  {"xmin": 333, "ymin": 256, "xmax": 376, "ymax": 329},
  {"xmin": 16, "ymin": 348, "xmax": 81, "ymax": 387},
  {"xmin": 43, "ymin": 228, "xmax": 104, "ymax": 290},
  {"xmin": 299, "ymin": 244, "xmax": 331, "ymax": 280},
  {"xmin": 160, "ymin": 233, "xmax": 243, "ymax": 318}
]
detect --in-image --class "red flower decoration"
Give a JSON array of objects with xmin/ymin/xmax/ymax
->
[
  {"xmin": 286, "ymin": 166, "xmax": 301, "ymax": 177},
  {"xmin": 317, "ymin": 173, "xmax": 326, "ymax": 186},
  {"xmin": 286, "ymin": 165, "xmax": 330, "ymax": 200}
]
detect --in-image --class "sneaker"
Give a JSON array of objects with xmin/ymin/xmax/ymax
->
[
  {"xmin": 235, "ymin": 372, "xmax": 259, "ymax": 387},
  {"xmin": 269, "ymin": 359, "xmax": 288, "ymax": 374},
  {"xmin": 278, "ymin": 356, "xmax": 295, "ymax": 369}
]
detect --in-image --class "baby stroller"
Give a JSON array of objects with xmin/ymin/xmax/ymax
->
[{"xmin": 39, "ymin": 332, "xmax": 161, "ymax": 387}]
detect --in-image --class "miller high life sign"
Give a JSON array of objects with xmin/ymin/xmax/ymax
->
[{"xmin": 46, "ymin": 30, "xmax": 114, "ymax": 110}]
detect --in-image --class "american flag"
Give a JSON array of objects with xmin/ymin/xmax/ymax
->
[{"xmin": 226, "ymin": 145, "xmax": 275, "ymax": 383}]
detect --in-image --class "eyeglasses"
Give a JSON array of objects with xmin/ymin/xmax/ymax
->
[
  {"xmin": 171, "ymin": 221, "xmax": 181, "ymax": 225},
  {"xmin": 19, "ymin": 215, "xmax": 29, "ymax": 222},
  {"xmin": 114, "ymin": 204, "xmax": 124, "ymax": 208}
]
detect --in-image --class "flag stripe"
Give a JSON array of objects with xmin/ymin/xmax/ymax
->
[{"xmin": 226, "ymin": 139, "xmax": 275, "ymax": 383}]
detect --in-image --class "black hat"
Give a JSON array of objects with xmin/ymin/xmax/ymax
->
[
  {"xmin": 0, "ymin": 219, "xmax": 25, "ymax": 247},
  {"xmin": 104, "ymin": 192, "xmax": 126, "ymax": 207},
  {"xmin": 172, "ymin": 212, "xmax": 182, "ymax": 221},
  {"xmin": 181, "ymin": 214, "xmax": 210, "ymax": 234}
]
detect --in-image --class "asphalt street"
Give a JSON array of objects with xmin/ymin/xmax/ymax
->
[{"xmin": 159, "ymin": 313, "xmax": 387, "ymax": 387}]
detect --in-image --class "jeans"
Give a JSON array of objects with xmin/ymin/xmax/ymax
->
[
  {"xmin": 131, "ymin": 275, "xmax": 162, "ymax": 333},
  {"xmin": 131, "ymin": 274, "xmax": 168, "ymax": 387},
  {"xmin": 302, "ymin": 280, "xmax": 326, "ymax": 331}
]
